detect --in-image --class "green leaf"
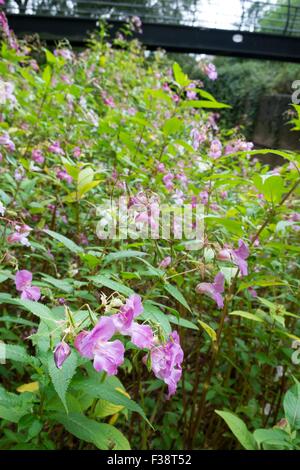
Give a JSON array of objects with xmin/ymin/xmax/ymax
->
[
  {"xmin": 0, "ymin": 387, "xmax": 33, "ymax": 423},
  {"xmin": 164, "ymin": 283, "xmax": 191, "ymax": 312},
  {"xmin": 48, "ymin": 351, "xmax": 77, "ymax": 413},
  {"xmin": 141, "ymin": 301, "xmax": 171, "ymax": 336},
  {"xmin": 215, "ymin": 410, "xmax": 257, "ymax": 450},
  {"xmin": 173, "ymin": 63, "xmax": 190, "ymax": 87},
  {"xmin": 198, "ymin": 320, "xmax": 217, "ymax": 341},
  {"xmin": 88, "ymin": 275, "xmax": 134, "ymax": 296},
  {"xmin": 229, "ymin": 311, "xmax": 264, "ymax": 323},
  {"xmin": 183, "ymin": 99, "xmax": 229, "ymax": 109},
  {"xmin": 253, "ymin": 175, "xmax": 285, "ymax": 203},
  {"xmin": 73, "ymin": 379, "xmax": 151, "ymax": 426},
  {"xmin": 5, "ymin": 344, "xmax": 35, "ymax": 365},
  {"xmin": 103, "ymin": 250, "xmax": 148, "ymax": 265},
  {"xmin": 44, "ymin": 229, "xmax": 83, "ymax": 254},
  {"xmin": 163, "ymin": 117, "xmax": 183, "ymax": 135},
  {"xmin": 283, "ymin": 381, "xmax": 300, "ymax": 430},
  {"xmin": 53, "ymin": 412, "xmax": 130, "ymax": 450},
  {"xmin": 253, "ymin": 428, "xmax": 290, "ymax": 449},
  {"xmin": 167, "ymin": 314, "xmax": 198, "ymax": 331}
]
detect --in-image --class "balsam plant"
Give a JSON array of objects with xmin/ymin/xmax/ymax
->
[{"xmin": 0, "ymin": 13, "xmax": 299, "ymax": 450}]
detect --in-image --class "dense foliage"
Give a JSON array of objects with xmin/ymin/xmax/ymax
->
[{"xmin": 0, "ymin": 15, "xmax": 300, "ymax": 450}]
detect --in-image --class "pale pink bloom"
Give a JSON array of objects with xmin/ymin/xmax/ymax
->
[
  {"xmin": 31, "ymin": 149, "xmax": 44, "ymax": 164},
  {"xmin": 163, "ymin": 173, "xmax": 174, "ymax": 191},
  {"xmin": 218, "ymin": 240, "xmax": 250, "ymax": 277},
  {"xmin": 49, "ymin": 141, "xmax": 64, "ymax": 155},
  {"xmin": 0, "ymin": 133, "xmax": 15, "ymax": 152},
  {"xmin": 199, "ymin": 190, "xmax": 209, "ymax": 205},
  {"xmin": 196, "ymin": 272, "xmax": 225, "ymax": 309},
  {"xmin": 220, "ymin": 190, "xmax": 228, "ymax": 199},
  {"xmin": 7, "ymin": 224, "xmax": 31, "ymax": 246},
  {"xmin": 75, "ymin": 316, "xmax": 124, "ymax": 375},
  {"xmin": 172, "ymin": 94, "xmax": 180, "ymax": 103},
  {"xmin": 56, "ymin": 169, "xmax": 72, "ymax": 184},
  {"xmin": 156, "ymin": 162, "xmax": 165, "ymax": 173},
  {"xmin": 190, "ymin": 128, "xmax": 206, "ymax": 150},
  {"xmin": 73, "ymin": 146, "xmax": 81, "ymax": 158},
  {"xmin": 15, "ymin": 270, "xmax": 41, "ymax": 301},
  {"xmin": 54, "ymin": 49, "xmax": 73, "ymax": 60},
  {"xmin": 204, "ymin": 63, "xmax": 218, "ymax": 80},
  {"xmin": 209, "ymin": 139, "xmax": 222, "ymax": 159},
  {"xmin": 159, "ymin": 256, "xmax": 172, "ymax": 269},
  {"xmin": 186, "ymin": 83, "xmax": 197, "ymax": 100},
  {"xmin": 14, "ymin": 166, "xmax": 25, "ymax": 181},
  {"xmin": 172, "ymin": 189, "xmax": 185, "ymax": 205}
]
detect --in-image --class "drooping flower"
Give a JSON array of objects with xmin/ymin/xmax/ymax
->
[
  {"xmin": 15, "ymin": 270, "xmax": 41, "ymax": 301},
  {"xmin": 190, "ymin": 128, "xmax": 206, "ymax": 150},
  {"xmin": 217, "ymin": 239, "xmax": 250, "ymax": 277},
  {"xmin": 73, "ymin": 146, "xmax": 81, "ymax": 158},
  {"xmin": 56, "ymin": 169, "xmax": 72, "ymax": 184},
  {"xmin": 199, "ymin": 190, "xmax": 209, "ymax": 205},
  {"xmin": 156, "ymin": 162, "xmax": 165, "ymax": 173},
  {"xmin": 48, "ymin": 141, "xmax": 64, "ymax": 155},
  {"xmin": 204, "ymin": 63, "xmax": 218, "ymax": 80},
  {"xmin": 7, "ymin": 224, "xmax": 32, "ymax": 246},
  {"xmin": 186, "ymin": 83, "xmax": 197, "ymax": 100},
  {"xmin": 31, "ymin": 149, "xmax": 44, "ymax": 164},
  {"xmin": 232, "ymin": 240, "xmax": 250, "ymax": 276},
  {"xmin": 112, "ymin": 294, "xmax": 154, "ymax": 349},
  {"xmin": 75, "ymin": 316, "xmax": 124, "ymax": 375},
  {"xmin": 209, "ymin": 139, "xmax": 222, "ymax": 159},
  {"xmin": 149, "ymin": 331, "xmax": 184, "ymax": 398},
  {"xmin": 163, "ymin": 173, "xmax": 174, "ymax": 191},
  {"xmin": 0, "ymin": 132, "xmax": 15, "ymax": 152},
  {"xmin": 54, "ymin": 341, "xmax": 71, "ymax": 369},
  {"xmin": 159, "ymin": 256, "xmax": 172, "ymax": 269},
  {"xmin": 196, "ymin": 272, "xmax": 225, "ymax": 308}
]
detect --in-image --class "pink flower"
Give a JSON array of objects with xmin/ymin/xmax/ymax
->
[
  {"xmin": 54, "ymin": 341, "xmax": 71, "ymax": 369},
  {"xmin": 75, "ymin": 316, "xmax": 124, "ymax": 375},
  {"xmin": 7, "ymin": 224, "xmax": 32, "ymax": 246},
  {"xmin": 163, "ymin": 173, "xmax": 174, "ymax": 191},
  {"xmin": 220, "ymin": 190, "xmax": 228, "ymax": 199},
  {"xmin": 103, "ymin": 96, "xmax": 116, "ymax": 108},
  {"xmin": 149, "ymin": 331, "xmax": 183, "ymax": 398},
  {"xmin": 14, "ymin": 166, "xmax": 25, "ymax": 181},
  {"xmin": 209, "ymin": 139, "xmax": 222, "ymax": 159},
  {"xmin": 73, "ymin": 146, "xmax": 81, "ymax": 158},
  {"xmin": 15, "ymin": 270, "xmax": 41, "ymax": 301},
  {"xmin": 196, "ymin": 272, "xmax": 225, "ymax": 308},
  {"xmin": 0, "ymin": 133, "xmax": 15, "ymax": 152},
  {"xmin": 159, "ymin": 256, "xmax": 172, "ymax": 269},
  {"xmin": 156, "ymin": 162, "xmax": 165, "ymax": 173},
  {"xmin": 172, "ymin": 94, "xmax": 180, "ymax": 103},
  {"xmin": 204, "ymin": 63, "xmax": 218, "ymax": 80},
  {"xmin": 48, "ymin": 141, "xmax": 64, "ymax": 155},
  {"xmin": 186, "ymin": 83, "xmax": 197, "ymax": 100},
  {"xmin": 199, "ymin": 190, "xmax": 209, "ymax": 205},
  {"xmin": 248, "ymin": 287, "xmax": 258, "ymax": 298},
  {"xmin": 232, "ymin": 240, "xmax": 249, "ymax": 276},
  {"xmin": 112, "ymin": 294, "xmax": 154, "ymax": 350},
  {"xmin": 31, "ymin": 149, "xmax": 44, "ymax": 164},
  {"xmin": 289, "ymin": 213, "xmax": 300, "ymax": 222},
  {"xmin": 190, "ymin": 128, "xmax": 206, "ymax": 150},
  {"xmin": 56, "ymin": 169, "xmax": 72, "ymax": 184}
]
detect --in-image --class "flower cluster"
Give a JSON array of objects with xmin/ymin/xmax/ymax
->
[{"xmin": 55, "ymin": 294, "xmax": 183, "ymax": 398}]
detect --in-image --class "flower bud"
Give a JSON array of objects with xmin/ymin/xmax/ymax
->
[{"xmin": 54, "ymin": 341, "xmax": 71, "ymax": 369}]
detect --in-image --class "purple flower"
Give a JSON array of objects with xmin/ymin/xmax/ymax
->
[
  {"xmin": 232, "ymin": 240, "xmax": 249, "ymax": 276},
  {"xmin": 54, "ymin": 341, "xmax": 71, "ymax": 369},
  {"xmin": 218, "ymin": 240, "xmax": 250, "ymax": 277},
  {"xmin": 149, "ymin": 331, "xmax": 184, "ymax": 398},
  {"xmin": 209, "ymin": 139, "xmax": 222, "ymax": 159},
  {"xmin": 163, "ymin": 173, "xmax": 174, "ymax": 191},
  {"xmin": 7, "ymin": 224, "xmax": 31, "ymax": 246},
  {"xmin": 15, "ymin": 270, "xmax": 41, "ymax": 301},
  {"xmin": 0, "ymin": 132, "xmax": 15, "ymax": 152},
  {"xmin": 56, "ymin": 169, "xmax": 72, "ymax": 184},
  {"xmin": 186, "ymin": 83, "xmax": 197, "ymax": 100},
  {"xmin": 49, "ymin": 141, "xmax": 64, "ymax": 155},
  {"xmin": 190, "ymin": 128, "xmax": 206, "ymax": 150},
  {"xmin": 112, "ymin": 294, "xmax": 154, "ymax": 350},
  {"xmin": 159, "ymin": 256, "xmax": 172, "ymax": 269},
  {"xmin": 204, "ymin": 63, "xmax": 218, "ymax": 80},
  {"xmin": 31, "ymin": 149, "xmax": 44, "ymax": 164},
  {"xmin": 199, "ymin": 190, "xmax": 209, "ymax": 205},
  {"xmin": 73, "ymin": 146, "xmax": 81, "ymax": 158},
  {"xmin": 196, "ymin": 272, "xmax": 225, "ymax": 308},
  {"xmin": 156, "ymin": 162, "xmax": 165, "ymax": 173},
  {"xmin": 14, "ymin": 166, "xmax": 25, "ymax": 181},
  {"xmin": 75, "ymin": 316, "xmax": 124, "ymax": 375}
]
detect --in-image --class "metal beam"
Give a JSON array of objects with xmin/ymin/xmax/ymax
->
[{"xmin": 6, "ymin": 14, "xmax": 300, "ymax": 62}]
